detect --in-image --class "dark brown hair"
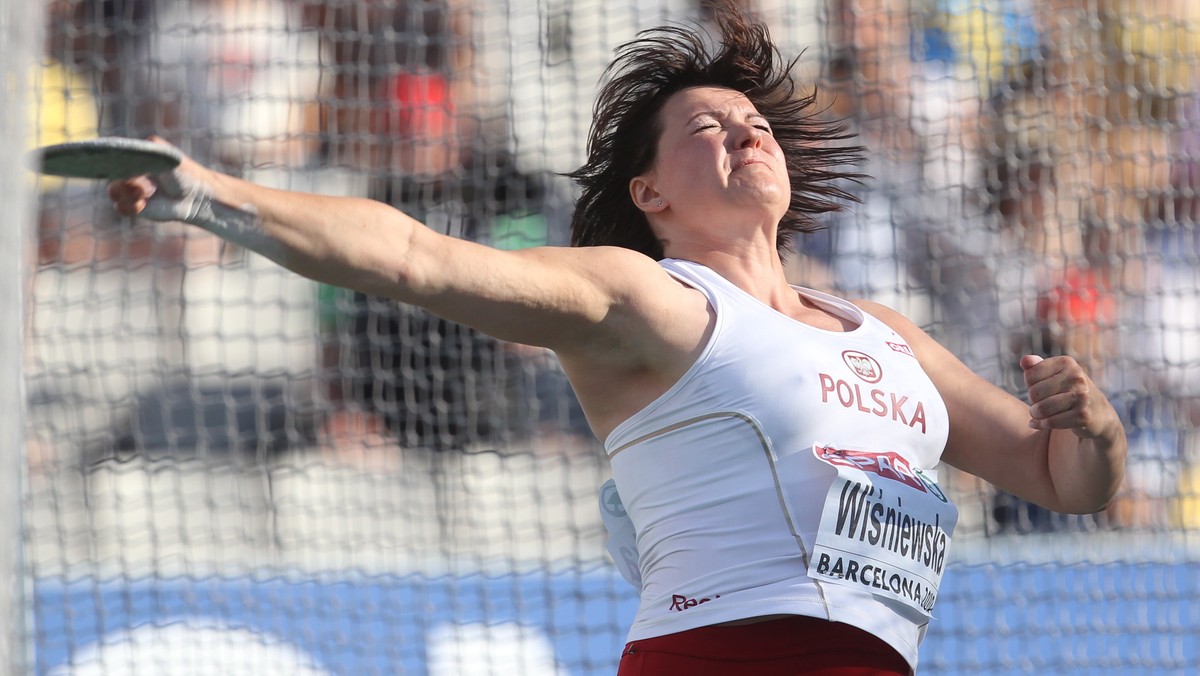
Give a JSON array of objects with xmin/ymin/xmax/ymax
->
[{"xmin": 567, "ymin": 3, "xmax": 864, "ymax": 259}]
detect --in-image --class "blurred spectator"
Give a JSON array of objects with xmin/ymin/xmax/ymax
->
[
  {"xmin": 959, "ymin": 0, "xmax": 1186, "ymax": 389},
  {"xmin": 816, "ymin": 0, "xmax": 922, "ymax": 304},
  {"xmin": 933, "ymin": 0, "xmax": 1040, "ymax": 91},
  {"xmin": 302, "ymin": 0, "xmax": 474, "ymax": 177},
  {"xmin": 1024, "ymin": 1, "xmax": 1179, "ymax": 297},
  {"xmin": 817, "ymin": 0, "xmax": 1001, "ymax": 378},
  {"xmin": 36, "ymin": 0, "xmax": 205, "ymax": 269},
  {"xmin": 142, "ymin": 0, "xmax": 327, "ymax": 169},
  {"xmin": 39, "ymin": 2, "xmax": 101, "ymax": 146},
  {"xmin": 1099, "ymin": 0, "xmax": 1199, "ymax": 528},
  {"xmin": 1139, "ymin": 14, "xmax": 1200, "ymax": 527},
  {"xmin": 984, "ymin": 57, "xmax": 1123, "ymax": 531},
  {"xmin": 36, "ymin": 1, "xmax": 101, "ymax": 267},
  {"xmin": 986, "ymin": 56, "xmax": 1123, "ymax": 381},
  {"xmin": 53, "ymin": 0, "xmax": 157, "ymax": 136},
  {"xmin": 984, "ymin": 0, "xmax": 1198, "ymax": 528},
  {"xmin": 304, "ymin": 0, "xmax": 584, "ymax": 453},
  {"xmin": 318, "ymin": 156, "xmax": 576, "ymax": 453}
]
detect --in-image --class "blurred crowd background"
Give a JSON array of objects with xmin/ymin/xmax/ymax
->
[
  {"xmin": 20, "ymin": 1, "xmax": 1200, "ymax": 672},
  {"xmin": 25, "ymin": 0, "xmax": 1200, "ymax": 577}
]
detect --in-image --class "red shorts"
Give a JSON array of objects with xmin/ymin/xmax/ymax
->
[{"xmin": 616, "ymin": 615, "xmax": 911, "ymax": 676}]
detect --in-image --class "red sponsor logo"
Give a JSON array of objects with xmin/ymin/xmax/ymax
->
[
  {"xmin": 886, "ymin": 341, "xmax": 915, "ymax": 358},
  {"xmin": 842, "ymin": 350, "xmax": 882, "ymax": 383},
  {"xmin": 669, "ymin": 593, "xmax": 721, "ymax": 611},
  {"xmin": 815, "ymin": 446, "xmax": 946, "ymax": 500}
]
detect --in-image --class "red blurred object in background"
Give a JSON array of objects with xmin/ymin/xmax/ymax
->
[
  {"xmin": 1037, "ymin": 266, "xmax": 1118, "ymax": 327},
  {"xmin": 380, "ymin": 71, "xmax": 455, "ymax": 138}
]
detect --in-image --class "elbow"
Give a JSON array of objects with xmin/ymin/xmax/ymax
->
[
  {"xmin": 1063, "ymin": 491, "xmax": 1120, "ymax": 517},
  {"xmin": 1055, "ymin": 460, "xmax": 1127, "ymax": 516},
  {"xmin": 1048, "ymin": 426, "xmax": 1129, "ymax": 516}
]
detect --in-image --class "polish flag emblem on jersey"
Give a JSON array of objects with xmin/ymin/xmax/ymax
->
[{"xmin": 842, "ymin": 350, "xmax": 882, "ymax": 384}]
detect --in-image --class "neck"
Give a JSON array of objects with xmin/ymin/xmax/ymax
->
[
  {"xmin": 667, "ymin": 246, "xmax": 798, "ymax": 310},
  {"xmin": 667, "ymin": 250, "xmax": 857, "ymax": 331}
]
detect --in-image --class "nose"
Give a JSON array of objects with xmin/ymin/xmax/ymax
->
[{"xmin": 736, "ymin": 123, "xmax": 764, "ymax": 150}]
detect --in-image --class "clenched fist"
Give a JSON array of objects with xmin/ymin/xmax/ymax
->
[{"xmin": 1022, "ymin": 354, "xmax": 1121, "ymax": 441}]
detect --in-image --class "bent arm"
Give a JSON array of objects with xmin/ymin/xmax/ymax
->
[{"xmin": 859, "ymin": 301, "xmax": 1127, "ymax": 515}]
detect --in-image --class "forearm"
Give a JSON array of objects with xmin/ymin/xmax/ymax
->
[
  {"xmin": 183, "ymin": 171, "xmax": 420, "ymax": 296},
  {"xmin": 1045, "ymin": 422, "xmax": 1128, "ymax": 514}
]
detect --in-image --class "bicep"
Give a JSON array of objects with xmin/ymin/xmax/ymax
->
[
  {"xmin": 859, "ymin": 301, "xmax": 1062, "ymax": 509},
  {"xmin": 394, "ymin": 233, "xmax": 662, "ymax": 350},
  {"xmin": 931, "ymin": 352, "xmax": 1060, "ymax": 508}
]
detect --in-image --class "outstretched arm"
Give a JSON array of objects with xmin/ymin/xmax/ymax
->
[
  {"xmin": 859, "ymin": 301, "xmax": 1127, "ymax": 515},
  {"xmin": 107, "ymin": 139, "xmax": 670, "ymax": 353}
]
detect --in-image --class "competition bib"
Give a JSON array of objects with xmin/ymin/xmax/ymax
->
[{"xmin": 807, "ymin": 444, "xmax": 958, "ymax": 619}]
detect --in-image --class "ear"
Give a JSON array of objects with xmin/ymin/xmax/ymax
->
[{"xmin": 629, "ymin": 174, "xmax": 667, "ymax": 214}]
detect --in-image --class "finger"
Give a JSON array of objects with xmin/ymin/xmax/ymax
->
[
  {"xmin": 109, "ymin": 175, "xmax": 158, "ymax": 198},
  {"xmin": 1029, "ymin": 402, "xmax": 1101, "ymax": 436},
  {"xmin": 1025, "ymin": 355, "xmax": 1088, "ymax": 401},
  {"xmin": 1020, "ymin": 354, "xmax": 1044, "ymax": 371},
  {"xmin": 1021, "ymin": 354, "xmax": 1052, "ymax": 393},
  {"xmin": 108, "ymin": 177, "xmax": 158, "ymax": 217},
  {"xmin": 1029, "ymin": 389, "xmax": 1082, "ymax": 424}
]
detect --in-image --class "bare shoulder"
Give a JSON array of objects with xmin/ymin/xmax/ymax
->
[
  {"xmin": 400, "ymin": 237, "xmax": 696, "ymax": 354},
  {"xmin": 504, "ymin": 245, "xmax": 700, "ymax": 333},
  {"xmin": 512, "ymin": 245, "xmax": 679, "ymax": 295},
  {"xmin": 527, "ymin": 246, "xmax": 710, "ymax": 354}
]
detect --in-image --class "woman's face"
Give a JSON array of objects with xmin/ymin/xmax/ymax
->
[{"xmin": 632, "ymin": 86, "xmax": 790, "ymax": 234}]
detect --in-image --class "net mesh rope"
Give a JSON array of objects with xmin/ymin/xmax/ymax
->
[{"xmin": 25, "ymin": 1, "xmax": 1200, "ymax": 673}]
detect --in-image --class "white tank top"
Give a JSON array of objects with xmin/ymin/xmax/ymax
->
[{"xmin": 602, "ymin": 259, "xmax": 956, "ymax": 670}]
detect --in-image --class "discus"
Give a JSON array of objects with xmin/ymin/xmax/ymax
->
[{"xmin": 33, "ymin": 137, "xmax": 183, "ymax": 180}]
